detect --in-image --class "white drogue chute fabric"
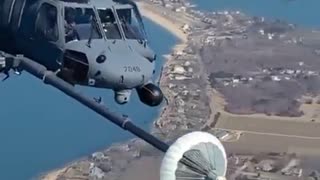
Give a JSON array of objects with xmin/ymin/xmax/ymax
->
[
  {"xmin": 217, "ymin": 176, "xmax": 227, "ymax": 180},
  {"xmin": 160, "ymin": 131, "xmax": 227, "ymax": 180}
]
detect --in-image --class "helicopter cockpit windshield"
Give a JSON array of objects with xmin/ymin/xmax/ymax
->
[
  {"xmin": 116, "ymin": 7, "xmax": 146, "ymax": 40},
  {"xmin": 64, "ymin": 6, "xmax": 103, "ymax": 43},
  {"xmin": 97, "ymin": 8, "xmax": 122, "ymax": 39}
]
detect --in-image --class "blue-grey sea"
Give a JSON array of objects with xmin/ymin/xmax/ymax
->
[
  {"xmin": 1, "ymin": 1, "xmax": 320, "ymax": 179},
  {"xmin": 0, "ymin": 18, "xmax": 178, "ymax": 180},
  {"xmin": 191, "ymin": 0, "xmax": 320, "ymax": 28}
]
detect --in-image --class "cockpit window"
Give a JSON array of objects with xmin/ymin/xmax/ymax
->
[
  {"xmin": 64, "ymin": 7, "xmax": 103, "ymax": 43},
  {"xmin": 116, "ymin": 8, "xmax": 146, "ymax": 40},
  {"xmin": 35, "ymin": 3, "xmax": 59, "ymax": 42},
  {"xmin": 98, "ymin": 9, "xmax": 122, "ymax": 39}
]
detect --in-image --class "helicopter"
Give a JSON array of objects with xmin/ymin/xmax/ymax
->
[
  {"xmin": 0, "ymin": 0, "xmax": 228, "ymax": 179},
  {"xmin": 0, "ymin": 0, "xmax": 163, "ymax": 106}
]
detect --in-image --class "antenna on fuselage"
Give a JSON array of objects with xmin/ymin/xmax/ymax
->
[{"xmin": 86, "ymin": 16, "xmax": 94, "ymax": 48}]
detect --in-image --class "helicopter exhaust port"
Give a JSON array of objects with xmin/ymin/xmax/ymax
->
[
  {"xmin": 136, "ymin": 83, "xmax": 163, "ymax": 107},
  {"xmin": 114, "ymin": 89, "xmax": 132, "ymax": 104}
]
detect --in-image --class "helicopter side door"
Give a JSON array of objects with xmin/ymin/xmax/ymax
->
[{"xmin": 32, "ymin": 1, "xmax": 63, "ymax": 71}]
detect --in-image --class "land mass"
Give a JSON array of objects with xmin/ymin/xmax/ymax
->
[{"xmin": 41, "ymin": 0, "xmax": 320, "ymax": 180}]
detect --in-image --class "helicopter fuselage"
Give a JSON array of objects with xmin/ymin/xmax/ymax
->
[{"xmin": 0, "ymin": 0, "xmax": 164, "ymax": 106}]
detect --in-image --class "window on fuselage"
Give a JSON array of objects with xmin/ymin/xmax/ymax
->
[
  {"xmin": 35, "ymin": 3, "xmax": 59, "ymax": 42},
  {"xmin": 98, "ymin": 8, "xmax": 122, "ymax": 39},
  {"xmin": 64, "ymin": 7, "xmax": 103, "ymax": 43},
  {"xmin": 116, "ymin": 8, "xmax": 146, "ymax": 40}
]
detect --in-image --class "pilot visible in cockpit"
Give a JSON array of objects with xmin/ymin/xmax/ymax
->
[
  {"xmin": 64, "ymin": 8, "xmax": 78, "ymax": 42},
  {"xmin": 46, "ymin": 7, "xmax": 59, "ymax": 41},
  {"xmin": 99, "ymin": 9, "xmax": 121, "ymax": 39}
]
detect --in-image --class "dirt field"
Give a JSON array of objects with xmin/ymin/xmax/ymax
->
[{"xmin": 118, "ymin": 156, "xmax": 162, "ymax": 180}]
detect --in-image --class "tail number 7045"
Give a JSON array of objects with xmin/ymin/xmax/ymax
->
[{"xmin": 123, "ymin": 66, "xmax": 141, "ymax": 72}]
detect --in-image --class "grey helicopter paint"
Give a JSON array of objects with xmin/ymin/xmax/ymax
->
[
  {"xmin": 93, "ymin": 0, "xmax": 157, "ymax": 61},
  {"xmin": 0, "ymin": 1, "xmax": 228, "ymax": 178},
  {"xmin": 0, "ymin": 0, "xmax": 163, "ymax": 106}
]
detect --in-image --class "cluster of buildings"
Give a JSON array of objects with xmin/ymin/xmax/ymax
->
[
  {"xmin": 89, "ymin": 141, "xmax": 143, "ymax": 180},
  {"xmin": 153, "ymin": 44, "xmax": 212, "ymax": 137},
  {"xmin": 193, "ymin": 11, "xmax": 252, "ymax": 46},
  {"xmin": 185, "ymin": 6, "xmax": 312, "ymax": 53},
  {"xmin": 50, "ymin": 0, "xmax": 320, "ymax": 179},
  {"xmin": 147, "ymin": 0, "xmax": 195, "ymax": 10},
  {"xmin": 227, "ymin": 153, "xmax": 309, "ymax": 180},
  {"xmin": 56, "ymin": 139, "xmax": 144, "ymax": 180},
  {"xmin": 210, "ymin": 64, "xmax": 319, "ymax": 89}
]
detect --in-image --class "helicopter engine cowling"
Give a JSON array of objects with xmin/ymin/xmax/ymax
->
[{"xmin": 136, "ymin": 83, "xmax": 163, "ymax": 107}]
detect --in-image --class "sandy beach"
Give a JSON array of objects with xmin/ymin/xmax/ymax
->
[
  {"xmin": 41, "ymin": 2, "xmax": 190, "ymax": 180},
  {"xmin": 41, "ymin": 168, "xmax": 67, "ymax": 180},
  {"xmin": 136, "ymin": 1, "xmax": 188, "ymax": 43}
]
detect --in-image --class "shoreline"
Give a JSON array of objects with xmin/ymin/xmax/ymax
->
[
  {"xmin": 40, "ymin": 2, "xmax": 190, "ymax": 180},
  {"xmin": 39, "ymin": 0, "xmax": 320, "ymax": 179},
  {"xmin": 136, "ymin": 1, "xmax": 188, "ymax": 43},
  {"xmin": 40, "ymin": 168, "xmax": 67, "ymax": 180}
]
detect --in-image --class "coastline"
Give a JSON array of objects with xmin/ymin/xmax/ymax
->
[
  {"xmin": 41, "ymin": 168, "xmax": 67, "ymax": 180},
  {"xmin": 136, "ymin": 1, "xmax": 188, "ymax": 43},
  {"xmin": 40, "ymin": 2, "xmax": 190, "ymax": 180},
  {"xmin": 39, "ymin": 0, "xmax": 320, "ymax": 179}
]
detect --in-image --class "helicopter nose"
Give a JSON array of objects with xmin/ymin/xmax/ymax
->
[{"xmin": 89, "ymin": 52, "xmax": 155, "ymax": 89}]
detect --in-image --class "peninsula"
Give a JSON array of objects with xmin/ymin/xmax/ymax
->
[{"xmin": 41, "ymin": 0, "xmax": 320, "ymax": 179}]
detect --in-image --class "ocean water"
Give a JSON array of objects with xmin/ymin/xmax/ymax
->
[
  {"xmin": 0, "ymin": 18, "xmax": 178, "ymax": 180},
  {"xmin": 191, "ymin": 0, "xmax": 320, "ymax": 170},
  {"xmin": 191, "ymin": 0, "xmax": 320, "ymax": 28},
  {"xmin": 3, "ymin": 1, "xmax": 319, "ymax": 179}
]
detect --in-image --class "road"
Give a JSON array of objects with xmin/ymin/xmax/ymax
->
[
  {"xmin": 217, "ymin": 127, "xmax": 320, "ymax": 140},
  {"xmin": 213, "ymin": 113, "xmax": 320, "ymax": 158},
  {"xmin": 216, "ymin": 114, "xmax": 320, "ymax": 137}
]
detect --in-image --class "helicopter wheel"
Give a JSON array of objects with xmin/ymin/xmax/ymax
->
[{"xmin": 10, "ymin": 0, "xmax": 26, "ymax": 32}]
